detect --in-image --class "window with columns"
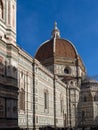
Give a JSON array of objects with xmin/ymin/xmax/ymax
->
[
  {"xmin": 0, "ymin": 0, "xmax": 3, "ymax": 19},
  {"xmin": 19, "ymin": 71, "xmax": 25, "ymax": 111},
  {"xmin": 94, "ymin": 95, "xmax": 98, "ymax": 101},
  {"xmin": 60, "ymin": 96, "xmax": 64, "ymax": 114},
  {"xmin": 84, "ymin": 96, "xmax": 87, "ymax": 102},
  {"xmin": 44, "ymin": 90, "xmax": 49, "ymax": 110},
  {"xmin": 19, "ymin": 88, "xmax": 25, "ymax": 111}
]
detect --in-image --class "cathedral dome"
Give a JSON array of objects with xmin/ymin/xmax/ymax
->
[
  {"xmin": 35, "ymin": 38, "xmax": 77, "ymax": 61},
  {"xmin": 35, "ymin": 22, "xmax": 77, "ymax": 61}
]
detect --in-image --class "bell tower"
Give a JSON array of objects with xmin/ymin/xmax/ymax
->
[{"xmin": 0, "ymin": 0, "xmax": 16, "ymax": 45}]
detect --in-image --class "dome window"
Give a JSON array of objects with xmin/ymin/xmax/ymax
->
[{"xmin": 64, "ymin": 67, "xmax": 71, "ymax": 74}]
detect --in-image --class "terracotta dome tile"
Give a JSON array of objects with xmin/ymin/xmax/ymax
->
[{"xmin": 35, "ymin": 38, "xmax": 77, "ymax": 61}]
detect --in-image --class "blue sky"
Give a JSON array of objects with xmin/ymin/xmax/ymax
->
[{"xmin": 17, "ymin": 0, "xmax": 98, "ymax": 77}]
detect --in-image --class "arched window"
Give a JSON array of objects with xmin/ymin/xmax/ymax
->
[
  {"xmin": 0, "ymin": 0, "xmax": 3, "ymax": 19},
  {"xmin": 84, "ymin": 96, "xmax": 87, "ymax": 102},
  {"xmin": 19, "ymin": 88, "xmax": 25, "ymax": 111},
  {"xmin": 94, "ymin": 95, "xmax": 98, "ymax": 101},
  {"xmin": 44, "ymin": 90, "xmax": 49, "ymax": 110},
  {"xmin": 70, "ymin": 81, "xmax": 74, "ymax": 85},
  {"xmin": 81, "ymin": 111, "xmax": 85, "ymax": 119},
  {"xmin": 61, "ymin": 98, "xmax": 63, "ymax": 113},
  {"xmin": 60, "ymin": 95, "xmax": 64, "ymax": 114}
]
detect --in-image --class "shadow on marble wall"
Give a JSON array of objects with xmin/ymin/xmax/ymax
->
[{"xmin": 0, "ymin": 63, "xmax": 19, "ymax": 130}]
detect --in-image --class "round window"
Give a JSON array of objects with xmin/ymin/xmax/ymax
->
[{"xmin": 64, "ymin": 67, "xmax": 71, "ymax": 74}]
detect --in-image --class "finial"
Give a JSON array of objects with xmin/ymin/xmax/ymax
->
[
  {"xmin": 54, "ymin": 21, "xmax": 58, "ymax": 30},
  {"xmin": 51, "ymin": 21, "xmax": 60, "ymax": 39}
]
